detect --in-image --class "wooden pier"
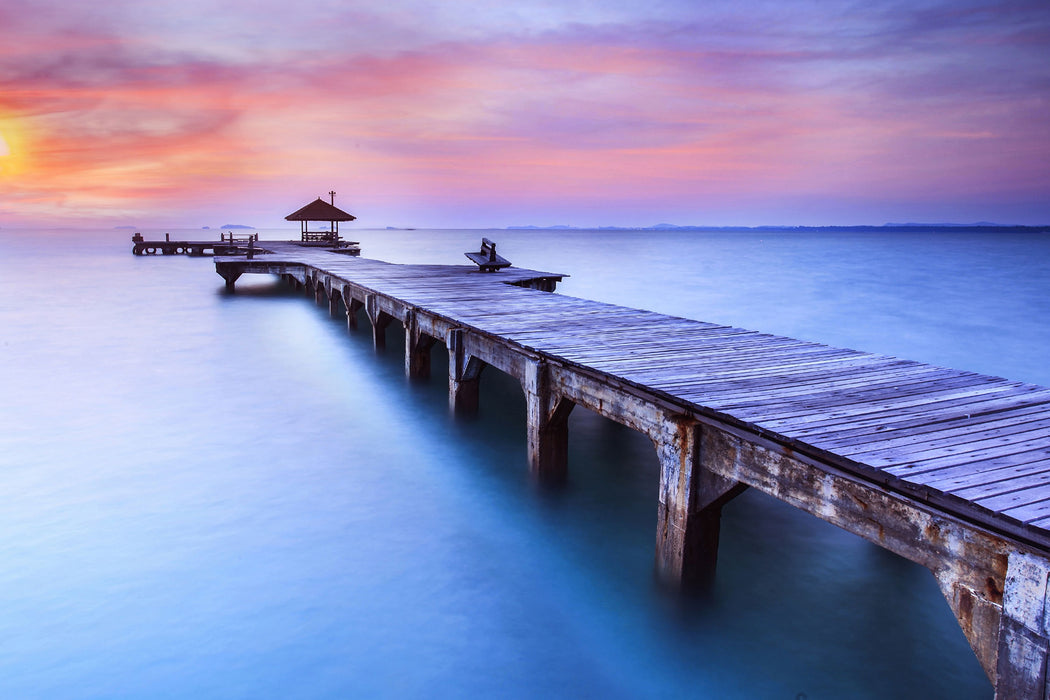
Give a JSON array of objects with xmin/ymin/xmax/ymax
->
[{"xmin": 207, "ymin": 242, "xmax": 1049, "ymax": 698}]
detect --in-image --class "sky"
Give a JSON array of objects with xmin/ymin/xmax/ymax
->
[{"xmin": 0, "ymin": 0, "xmax": 1048, "ymax": 228}]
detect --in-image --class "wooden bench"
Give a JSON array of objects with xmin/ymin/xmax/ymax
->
[
  {"xmin": 465, "ymin": 238, "xmax": 511, "ymax": 272},
  {"xmin": 301, "ymin": 232, "xmax": 339, "ymax": 243}
]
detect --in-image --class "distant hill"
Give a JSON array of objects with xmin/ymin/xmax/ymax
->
[
  {"xmin": 221, "ymin": 224, "xmax": 255, "ymax": 229},
  {"xmin": 883, "ymin": 222, "xmax": 1001, "ymax": 227},
  {"xmin": 506, "ymin": 223, "xmax": 1048, "ymax": 232}
]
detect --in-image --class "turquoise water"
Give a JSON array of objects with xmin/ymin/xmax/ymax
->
[{"xmin": 2, "ymin": 227, "xmax": 1048, "ymax": 698}]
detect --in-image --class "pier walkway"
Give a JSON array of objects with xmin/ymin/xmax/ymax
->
[{"xmin": 213, "ymin": 243, "xmax": 1050, "ymax": 698}]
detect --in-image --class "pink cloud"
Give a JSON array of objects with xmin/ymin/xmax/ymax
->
[{"xmin": 0, "ymin": 1, "xmax": 1048, "ymax": 226}]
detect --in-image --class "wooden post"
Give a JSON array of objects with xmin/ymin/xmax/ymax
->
[
  {"xmin": 404, "ymin": 309, "xmax": 437, "ymax": 379},
  {"xmin": 364, "ymin": 294, "xmax": 392, "ymax": 351},
  {"xmin": 993, "ymin": 551, "xmax": 1050, "ymax": 698},
  {"xmin": 448, "ymin": 328, "xmax": 482, "ymax": 414},
  {"xmin": 326, "ymin": 281, "xmax": 339, "ymax": 318},
  {"xmin": 653, "ymin": 418, "xmax": 746, "ymax": 590},
  {"xmin": 524, "ymin": 360, "xmax": 574, "ymax": 483},
  {"xmin": 215, "ymin": 262, "xmax": 243, "ymax": 291},
  {"xmin": 342, "ymin": 288, "xmax": 363, "ymax": 330}
]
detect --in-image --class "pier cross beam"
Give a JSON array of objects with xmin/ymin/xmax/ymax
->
[{"xmin": 694, "ymin": 420, "xmax": 1049, "ymax": 689}]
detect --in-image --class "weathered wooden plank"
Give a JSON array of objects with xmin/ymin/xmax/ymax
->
[
  {"xmin": 888, "ymin": 447, "xmax": 1050, "ymax": 480},
  {"xmin": 849, "ymin": 429, "xmax": 1050, "ymax": 470},
  {"xmin": 953, "ymin": 470, "xmax": 1050, "ymax": 501},
  {"xmin": 839, "ymin": 415, "xmax": 1050, "ymax": 459},
  {"xmin": 1004, "ymin": 498, "xmax": 1050, "ymax": 524},
  {"xmin": 976, "ymin": 481, "xmax": 1050, "ymax": 512},
  {"xmin": 914, "ymin": 453, "xmax": 1050, "ymax": 492}
]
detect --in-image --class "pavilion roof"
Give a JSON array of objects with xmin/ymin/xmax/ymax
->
[{"xmin": 285, "ymin": 198, "xmax": 356, "ymax": 222}]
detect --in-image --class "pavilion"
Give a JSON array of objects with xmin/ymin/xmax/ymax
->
[{"xmin": 285, "ymin": 192, "xmax": 356, "ymax": 244}]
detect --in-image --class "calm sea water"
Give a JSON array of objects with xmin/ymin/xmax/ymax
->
[{"xmin": 2, "ymin": 226, "xmax": 1048, "ymax": 699}]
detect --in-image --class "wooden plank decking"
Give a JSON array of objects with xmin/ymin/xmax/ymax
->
[
  {"xmin": 210, "ymin": 242, "xmax": 1050, "ymax": 697},
  {"xmin": 223, "ymin": 244, "xmax": 1050, "ymax": 548}
]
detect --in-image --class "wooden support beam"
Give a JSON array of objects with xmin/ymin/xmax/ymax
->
[
  {"xmin": 448, "ymin": 328, "xmax": 483, "ymax": 414},
  {"xmin": 323, "ymin": 278, "xmax": 339, "ymax": 317},
  {"xmin": 697, "ymin": 420, "xmax": 1019, "ymax": 683},
  {"xmin": 342, "ymin": 288, "xmax": 363, "ymax": 330},
  {"xmin": 523, "ymin": 360, "xmax": 575, "ymax": 483},
  {"xmin": 404, "ymin": 309, "xmax": 438, "ymax": 379},
  {"xmin": 653, "ymin": 418, "xmax": 747, "ymax": 590},
  {"xmin": 211, "ymin": 248, "xmax": 1050, "ymax": 692},
  {"xmin": 364, "ymin": 293, "xmax": 393, "ymax": 351},
  {"xmin": 994, "ymin": 552, "xmax": 1050, "ymax": 698},
  {"xmin": 215, "ymin": 262, "xmax": 243, "ymax": 291}
]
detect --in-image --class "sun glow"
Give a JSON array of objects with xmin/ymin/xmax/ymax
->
[{"xmin": 0, "ymin": 131, "xmax": 10, "ymax": 157}]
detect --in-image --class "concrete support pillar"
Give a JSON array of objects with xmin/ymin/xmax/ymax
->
[
  {"xmin": 364, "ymin": 294, "xmax": 392, "ymax": 351},
  {"xmin": 448, "ymin": 328, "xmax": 482, "ymax": 414},
  {"xmin": 653, "ymin": 418, "xmax": 746, "ymax": 590},
  {"xmin": 404, "ymin": 310, "xmax": 437, "ymax": 379},
  {"xmin": 523, "ymin": 360, "xmax": 574, "ymax": 483},
  {"xmin": 993, "ymin": 551, "xmax": 1050, "ymax": 698}
]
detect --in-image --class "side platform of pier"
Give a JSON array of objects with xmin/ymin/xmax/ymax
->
[{"xmin": 213, "ymin": 244, "xmax": 1050, "ymax": 698}]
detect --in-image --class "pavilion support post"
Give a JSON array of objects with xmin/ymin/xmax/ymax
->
[
  {"xmin": 448, "ymin": 328, "xmax": 482, "ymax": 414},
  {"xmin": 653, "ymin": 418, "xmax": 747, "ymax": 591},
  {"xmin": 523, "ymin": 360, "xmax": 574, "ymax": 483},
  {"xmin": 404, "ymin": 310, "xmax": 437, "ymax": 379}
]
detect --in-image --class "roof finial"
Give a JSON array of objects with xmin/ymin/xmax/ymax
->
[{"xmin": 329, "ymin": 190, "xmax": 336, "ymax": 205}]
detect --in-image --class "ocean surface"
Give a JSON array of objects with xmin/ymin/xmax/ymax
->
[{"xmin": 2, "ymin": 226, "xmax": 1049, "ymax": 699}]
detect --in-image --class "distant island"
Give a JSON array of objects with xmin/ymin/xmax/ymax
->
[
  {"xmin": 507, "ymin": 223, "xmax": 1050, "ymax": 232},
  {"xmin": 221, "ymin": 224, "xmax": 255, "ymax": 230},
  {"xmin": 114, "ymin": 225, "xmax": 136, "ymax": 229}
]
